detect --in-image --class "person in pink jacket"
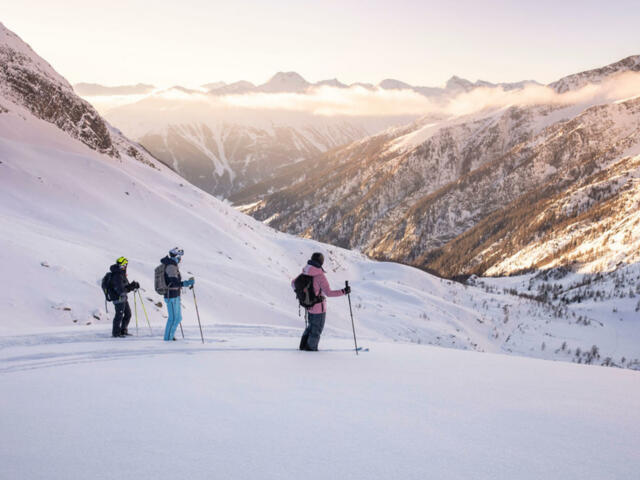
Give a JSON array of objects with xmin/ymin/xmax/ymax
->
[{"xmin": 296, "ymin": 252, "xmax": 350, "ymax": 351}]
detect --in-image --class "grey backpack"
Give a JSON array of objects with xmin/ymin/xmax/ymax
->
[{"xmin": 154, "ymin": 264, "xmax": 168, "ymax": 295}]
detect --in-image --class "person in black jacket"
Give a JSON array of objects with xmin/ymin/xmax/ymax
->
[
  {"xmin": 109, "ymin": 257, "xmax": 139, "ymax": 338},
  {"xmin": 161, "ymin": 248, "xmax": 194, "ymax": 341}
]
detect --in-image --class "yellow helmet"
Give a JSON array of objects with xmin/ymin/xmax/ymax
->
[{"xmin": 116, "ymin": 256, "xmax": 128, "ymax": 267}]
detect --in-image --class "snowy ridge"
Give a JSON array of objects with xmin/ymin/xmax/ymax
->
[
  {"xmin": 0, "ymin": 21, "xmax": 70, "ymax": 89},
  {"xmin": 0, "ymin": 23, "xmax": 161, "ymax": 164},
  {"xmin": 549, "ymin": 55, "xmax": 640, "ymax": 93}
]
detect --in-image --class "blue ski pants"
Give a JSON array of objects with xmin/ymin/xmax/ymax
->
[
  {"xmin": 301, "ymin": 312, "xmax": 326, "ymax": 351},
  {"xmin": 164, "ymin": 297, "xmax": 183, "ymax": 341}
]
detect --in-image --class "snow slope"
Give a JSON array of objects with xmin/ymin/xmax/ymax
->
[
  {"xmin": 1, "ymin": 333, "xmax": 638, "ymax": 480},
  {"xmin": 2, "ymin": 92, "xmax": 640, "ymax": 368}
]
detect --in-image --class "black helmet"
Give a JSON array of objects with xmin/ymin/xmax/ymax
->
[{"xmin": 311, "ymin": 252, "xmax": 324, "ymax": 266}]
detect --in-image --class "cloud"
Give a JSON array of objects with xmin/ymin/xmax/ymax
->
[
  {"xmin": 442, "ymin": 71, "xmax": 640, "ymax": 117},
  {"xmin": 90, "ymin": 71, "xmax": 640, "ymax": 119},
  {"xmin": 220, "ymin": 85, "xmax": 435, "ymax": 116},
  {"xmin": 219, "ymin": 71, "xmax": 640, "ymax": 117}
]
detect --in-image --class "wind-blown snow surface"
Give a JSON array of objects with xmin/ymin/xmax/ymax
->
[{"xmin": 1, "ymin": 334, "xmax": 639, "ymax": 480}]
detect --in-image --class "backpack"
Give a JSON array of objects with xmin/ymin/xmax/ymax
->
[
  {"xmin": 154, "ymin": 264, "xmax": 168, "ymax": 295},
  {"xmin": 101, "ymin": 272, "xmax": 116, "ymax": 301},
  {"xmin": 293, "ymin": 274, "xmax": 323, "ymax": 309}
]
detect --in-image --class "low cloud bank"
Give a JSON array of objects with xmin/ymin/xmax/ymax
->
[
  {"xmin": 442, "ymin": 71, "xmax": 640, "ymax": 117},
  {"xmin": 89, "ymin": 71, "xmax": 640, "ymax": 118},
  {"xmin": 211, "ymin": 71, "xmax": 640, "ymax": 117}
]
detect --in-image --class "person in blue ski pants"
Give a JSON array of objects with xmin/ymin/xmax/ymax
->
[{"xmin": 160, "ymin": 247, "xmax": 194, "ymax": 341}]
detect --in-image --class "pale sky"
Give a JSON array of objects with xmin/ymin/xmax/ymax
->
[{"xmin": 3, "ymin": 0, "xmax": 639, "ymax": 88}]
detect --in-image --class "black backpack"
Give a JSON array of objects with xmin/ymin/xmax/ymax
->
[
  {"xmin": 293, "ymin": 274, "xmax": 323, "ymax": 309},
  {"xmin": 101, "ymin": 272, "xmax": 116, "ymax": 301}
]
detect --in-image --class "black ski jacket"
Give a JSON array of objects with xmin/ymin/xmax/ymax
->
[
  {"xmin": 161, "ymin": 256, "xmax": 182, "ymax": 298},
  {"xmin": 109, "ymin": 264, "xmax": 133, "ymax": 303}
]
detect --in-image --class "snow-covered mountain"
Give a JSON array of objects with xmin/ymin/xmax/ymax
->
[
  {"xmin": 0, "ymin": 23, "xmax": 156, "ymax": 165},
  {"xmin": 99, "ymin": 91, "xmax": 417, "ymax": 198},
  {"xmin": 255, "ymin": 71, "xmax": 311, "ymax": 93},
  {"xmin": 1, "ymin": 21, "xmax": 637, "ymax": 370},
  {"xmin": 245, "ymin": 56, "xmax": 640, "ymax": 283},
  {"xmin": 549, "ymin": 54, "xmax": 640, "ymax": 93},
  {"xmin": 76, "ymin": 70, "xmax": 543, "ymax": 199}
]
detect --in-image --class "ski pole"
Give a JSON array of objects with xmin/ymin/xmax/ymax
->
[
  {"xmin": 191, "ymin": 285, "xmax": 204, "ymax": 344},
  {"xmin": 134, "ymin": 290, "xmax": 139, "ymax": 336},
  {"xmin": 137, "ymin": 290, "xmax": 152, "ymax": 334},
  {"xmin": 179, "ymin": 299, "xmax": 185, "ymax": 339},
  {"xmin": 346, "ymin": 281, "xmax": 359, "ymax": 355}
]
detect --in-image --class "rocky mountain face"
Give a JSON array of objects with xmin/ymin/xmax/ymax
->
[
  {"xmin": 386, "ymin": 98, "xmax": 640, "ymax": 276},
  {"xmin": 134, "ymin": 119, "xmax": 373, "ymax": 197},
  {"xmin": 0, "ymin": 24, "xmax": 118, "ymax": 157},
  {"xmin": 244, "ymin": 56, "xmax": 640, "ymax": 277},
  {"xmin": 0, "ymin": 22, "xmax": 157, "ymax": 167}
]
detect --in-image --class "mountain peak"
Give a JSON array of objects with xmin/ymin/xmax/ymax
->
[
  {"xmin": 258, "ymin": 72, "xmax": 310, "ymax": 93},
  {"xmin": 268, "ymin": 71, "xmax": 308, "ymax": 82},
  {"xmin": 201, "ymin": 81, "xmax": 226, "ymax": 91},
  {"xmin": 445, "ymin": 76, "xmax": 474, "ymax": 91},
  {"xmin": 379, "ymin": 79, "xmax": 413, "ymax": 90},
  {"xmin": 315, "ymin": 78, "xmax": 347, "ymax": 88},
  {"xmin": 209, "ymin": 80, "xmax": 255, "ymax": 95}
]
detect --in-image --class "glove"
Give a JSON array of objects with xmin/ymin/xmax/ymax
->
[
  {"xmin": 131, "ymin": 281, "xmax": 140, "ymax": 290},
  {"xmin": 182, "ymin": 277, "xmax": 195, "ymax": 288},
  {"xmin": 342, "ymin": 285, "xmax": 351, "ymax": 295}
]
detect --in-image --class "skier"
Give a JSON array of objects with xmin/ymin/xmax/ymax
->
[
  {"xmin": 108, "ymin": 257, "xmax": 139, "ymax": 338},
  {"xmin": 294, "ymin": 252, "xmax": 350, "ymax": 351},
  {"xmin": 160, "ymin": 247, "xmax": 194, "ymax": 341}
]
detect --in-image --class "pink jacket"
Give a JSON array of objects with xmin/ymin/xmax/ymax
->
[{"xmin": 295, "ymin": 264, "xmax": 345, "ymax": 314}]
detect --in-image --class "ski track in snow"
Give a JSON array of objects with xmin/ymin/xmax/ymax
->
[
  {"xmin": 0, "ymin": 323, "xmax": 370, "ymax": 373},
  {"xmin": 1, "ymin": 332, "xmax": 638, "ymax": 480}
]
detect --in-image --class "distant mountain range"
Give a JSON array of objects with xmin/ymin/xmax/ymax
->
[
  {"xmin": 70, "ymin": 54, "xmax": 640, "ymax": 281},
  {"xmin": 73, "ymin": 71, "xmax": 541, "ymax": 98},
  {"xmin": 73, "ymin": 71, "xmax": 543, "ymax": 200},
  {"xmin": 240, "ymin": 56, "xmax": 640, "ymax": 278}
]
